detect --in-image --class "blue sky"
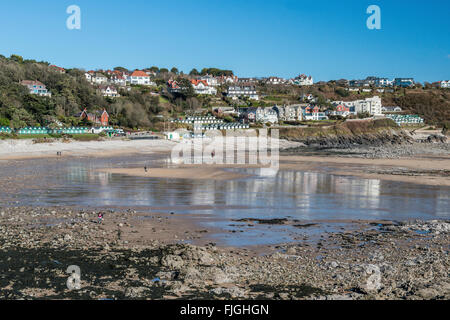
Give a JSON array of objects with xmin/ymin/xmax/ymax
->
[{"xmin": 0, "ymin": 0, "xmax": 449, "ymax": 82}]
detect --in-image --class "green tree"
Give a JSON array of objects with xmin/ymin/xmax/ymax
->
[
  {"xmin": 149, "ymin": 66, "xmax": 159, "ymax": 73},
  {"xmin": 10, "ymin": 54, "xmax": 24, "ymax": 64},
  {"xmin": 176, "ymin": 77, "xmax": 195, "ymax": 99},
  {"xmin": 189, "ymin": 68, "xmax": 199, "ymax": 76}
]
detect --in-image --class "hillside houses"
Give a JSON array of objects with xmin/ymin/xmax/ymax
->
[
  {"xmin": 238, "ymin": 107, "xmax": 277, "ymax": 123},
  {"xmin": 75, "ymin": 108, "xmax": 109, "ymax": 126},
  {"xmin": 439, "ymin": 80, "xmax": 450, "ymax": 88},
  {"xmin": 264, "ymin": 77, "xmax": 287, "ymax": 85},
  {"xmin": 256, "ymin": 107, "xmax": 278, "ymax": 123},
  {"xmin": 89, "ymin": 72, "xmax": 108, "ymax": 84},
  {"xmin": 332, "ymin": 96, "xmax": 382, "ymax": 116},
  {"xmin": 227, "ymin": 85, "xmax": 259, "ymax": 100},
  {"xmin": 301, "ymin": 105, "xmax": 328, "ymax": 120},
  {"xmin": 94, "ymin": 73, "xmax": 108, "ymax": 84},
  {"xmin": 301, "ymin": 93, "xmax": 317, "ymax": 103},
  {"xmin": 347, "ymin": 76, "xmax": 414, "ymax": 88},
  {"xmin": 167, "ymin": 80, "xmax": 181, "ymax": 93},
  {"xmin": 85, "ymin": 69, "xmax": 156, "ymax": 87},
  {"xmin": 291, "ymin": 74, "xmax": 314, "ymax": 86},
  {"xmin": 20, "ymin": 80, "xmax": 52, "ymax": 97},
  {"xmin": 50, "ymin": 65, "xmax": 66, "ymax": 74},
  {"xmin": 97, "ymin": 85, "xmax": 120, "ymax": 97},
  {"xmin": 191, "ymin": 80, "xmax": 217, "ymax": 95},
  {"xmin": 111, "ymin": 74, "xmax": 127, "ymax": 86},
  {"xmin": 327, "ymin": 104, "xmax": 355, "ymax": 118},
  {"xmin": 198, "ymin": 75, "xmax": 219, "ymax": 87},
  {"xmin": 382, "ymin": 106, "xmax": 402, "ymax": 113},
  {"xmin": 128, "ymin": 70, "xmax": 155, "ymax": 86},
  {"xmin": 237, "ymin": 78, "xmax": 258, "ymax": 85},
  {"xmin": 394, "ymin": 78, "xmax": 415, "ymax": 88},
  {"xmin": 216, "ymin": 75, "xmax": 238, "ymax": 85},
  {"xmin": 273, "ymin": 105, "xmax": 304, "ymax": 121}
]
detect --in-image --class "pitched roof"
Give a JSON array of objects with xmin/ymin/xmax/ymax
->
[
  {"xmin": 50, "ymin": 65, "xmax": 65, "ymax": 71},
  {"xmin": 21, "ymin": 80, "xmax": 45, "ymax": 87},
  {"xmin": 131, "ymin": 70, "xmax": 149, "ymax": 77},
  {"xmin": 191, "ymin": 79, "xmax": 209, "ymax": 86},
  {"xmin": 98, "ymin": 85, "xmax": 117, "ymax": 91}
]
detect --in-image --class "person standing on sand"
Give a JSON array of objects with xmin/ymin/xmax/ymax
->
[
  {"xmin": 97, "ymin": 213, "xmax": 104, "ymax": 224},
  {"xmin": 144, "ymin": 166, "xmax": 148, "ymax": 172}
]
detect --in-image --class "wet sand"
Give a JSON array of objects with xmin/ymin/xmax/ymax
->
[
  {"xmin": 99, "ymin": 167, "xmax": 251, "ymax": 181},
  {"xmin": 98, "ymin": 154, "xmax": 450, "ymax": 186},
  {"xmin": 279, "ymin": 155, "xmax": 450, "ymax": 187},
  {"xmin": 1, "ymin": 138, "xmax": 449, "ymax": 186}
]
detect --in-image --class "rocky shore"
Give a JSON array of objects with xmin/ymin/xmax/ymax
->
[
  {"xmin": 287, "ymin": 139, "xmax": 449, "ymax": 159},
  {"xmin": 0, "ymin": 207, "xmax": 448, "ymax": 300},
  {"xmin": 283, "ymin": 124, "xmax": 449, "ymax": 159}
]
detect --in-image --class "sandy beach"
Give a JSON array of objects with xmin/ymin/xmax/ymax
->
[
  {"xmin": 0, "ymin": 138, "xmax": 177, "ymax": 160},
  {"xmin": 0, "ymin": 138, "xmax": 449, "ymax": 300},
  {"xmin": 1, "ymin": 138, "xmax": 449, "ymax": 186}
]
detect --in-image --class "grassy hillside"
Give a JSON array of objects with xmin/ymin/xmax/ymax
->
[
  {"xmin": 257, "ymin": 83, "xmax": 450, "ymax": 127},
  {"xmin": 278, "ymin": 118, "xmax": 400, "ymax": 141}
]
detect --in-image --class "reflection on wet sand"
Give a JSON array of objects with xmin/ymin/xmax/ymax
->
[{"xmin": 0, "ymin": 154, "xmax": 448, "ymax": 245}]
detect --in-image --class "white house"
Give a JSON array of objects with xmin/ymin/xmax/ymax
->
[
  {"xmin": 199, "ymin": 75, "xmax": 219, "ymax": 87},
  {"xmin": 300, "ymin": 93, "xmax": 317, "ymax": 103},
  {"xmin": 85, "ymin": 72, "xmax": 94, "ymax": 82},
  {"xmin": 128, "ymin": 70, "xmax": 155, "ymax": 86},
  {"xmin": 265, "ymin": 77, "xmax": 286, "ymax": 85},
  {"xmin": 216, "ymin": 75, "xmax": 238, "ymax": 85},
  {"xmin": 97, "ymin": 85, "xmax": 120, "ymax": 97},
  {"xmin": 291, "ymin": 74, "xmax": 314, "ymax": 86},
  {"xmin": 439, "ymin": 80, "xmax": 450, "ymax": 88},
  {"xmin": 20, "ymin": 80, "xmax": 52, "ymax": 97},
  {"xmin": 191, "ymin": 80, "xmax": 217, "ymax": 95},
  {"xmin": 381, "ymin": 106, "xmax": 402, "ymax": 113},
  {"xmin": 375, "ymin": 78, "xmax": 393, "ymax": 87},
  {"xmin": 111, "ymin": 74, "xmax": 127, "ymax": 86},
  {"xmin": 256, "ymin": 107, "xmax": 278, "ymax": 123},
  {"xmin": 92, "ymin": 73, "xmax": 108, "ymax": 84},
  {"xmin": 275, "ymin": 105, "xmax": 303, "ymax": 121}
]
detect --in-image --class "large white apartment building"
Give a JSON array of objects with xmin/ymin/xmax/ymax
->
[
  {"xmin": 227, "ymin": 85, "xmax": 259, "ymax": 100},
  {"xmin": 333, "ymin": 96, "xmax": 382, "ymax": 115}
]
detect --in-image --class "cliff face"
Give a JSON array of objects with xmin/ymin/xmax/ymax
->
[{"xmin": 301, "ymin": 130, "xmax": 412, "ymax": 148}]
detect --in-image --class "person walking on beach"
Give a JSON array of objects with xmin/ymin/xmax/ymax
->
[
  {"xmin": 144, "ymin": 166, "xmax": 148, "ymax": 172},
  {"xmin": 97, "ymin": 212, "xmax": 104, "ymax": 224}
]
